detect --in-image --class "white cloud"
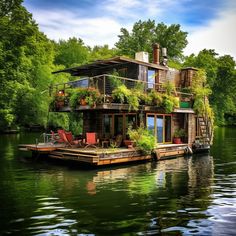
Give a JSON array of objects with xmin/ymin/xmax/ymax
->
[
  {"xmin": 184, "ymin": 9, "xmax": 236, "ymax": 59},
  {"xmin": 31, "ymin": 9, "xmax": 121, "ymax": 47}
]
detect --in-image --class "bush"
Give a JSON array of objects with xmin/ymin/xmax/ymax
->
[{"xmin": 128, "ymin": 125, "xmax": 156, "ymax": 154}]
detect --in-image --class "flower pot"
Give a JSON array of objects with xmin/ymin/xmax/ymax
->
[
  {"xmin": 124, "ymin": 140, "xmax": 135, "ymax": 148},
  {"xmin": 80, "ymin": 98, "xmax": 87, "ymax": 106},
  {"xmin": 173, "ymin": 137, "xmax": 182, "ymax": 144}
]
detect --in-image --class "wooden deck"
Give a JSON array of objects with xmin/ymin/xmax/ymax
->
[{"xmin": 19, "ymin": 143, "xmax": 190, "ymax": 166}]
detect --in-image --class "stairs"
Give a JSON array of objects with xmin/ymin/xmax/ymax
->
[{"xmin": 197, "ymin": 116, "xmax": 213, "ymax": 145}]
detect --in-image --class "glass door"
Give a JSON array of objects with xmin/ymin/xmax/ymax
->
[
  {"xmin": 156, "ymin": 116, "xmax": 164, "ymax": 143},
  {"xmin": 114, "ymin": 115, "xmax": 124, "ymax": 137}
]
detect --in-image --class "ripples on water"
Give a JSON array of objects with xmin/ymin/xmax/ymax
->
[{"xmin": 0, "ymin": 128, "xmax": 236, "ymax": 235}]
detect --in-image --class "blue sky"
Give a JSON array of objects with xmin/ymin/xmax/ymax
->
[{"xmin": 23, "ymin": 0, "xmax": 236, "ymax": 59}]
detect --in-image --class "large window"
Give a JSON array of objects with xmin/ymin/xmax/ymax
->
[
  {"xmin": 103, "ymin": 113, "xmax": 137, "ymax": 139},
  {"xmin": 147, "ymin": 114, "xmax": 172, "ymax": 143}
]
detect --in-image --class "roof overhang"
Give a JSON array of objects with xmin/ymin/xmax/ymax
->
[
  {"xmin": 52, "ymin": 56, "xmax": 168, "ymax": 76},
  {"xmin": 173, "ymin": 108, "xmax": 195, "ymax": 114}
]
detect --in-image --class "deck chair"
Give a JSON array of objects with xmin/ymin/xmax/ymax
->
[
  {"xmin": 57, "ymin": 129, "xmax": 69, "ymax": 145},
  {"xmin": 50, "ymin": 130, "xmax": 64, "ymax": 143},
  {"xmin": 65, "ymin": 131, "xmax": 81, "ymax": 146},
  {"xmin": 84, "ymin": 132, "xmax": 99, "ymax": 148}
]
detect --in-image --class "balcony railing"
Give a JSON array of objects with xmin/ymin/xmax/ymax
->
[{"xmin": 50, "ymin": 74, "xmax": 193, "ymax": 110}]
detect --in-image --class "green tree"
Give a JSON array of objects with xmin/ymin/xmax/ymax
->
[
  {"xmin": 54, "ymin": 37, "xmax": 89, "ymax": 68},
  {"xmin": 184, "ymin": 50, "xmax": 236, "ymax": 125},
  {"xmin": 0, "ymin": 4, "xmax": 54, "ymax": 130},
  {"xmin": 115, "ymin": 20, "xmax": 188, "ymax": 60},
  {"xmin": 212, "ymin": 55, "xmax": 236, "ymax": 125},
  {"xmin": 89, "ymin": 44, "xmax": 117, "ymax": 61}
]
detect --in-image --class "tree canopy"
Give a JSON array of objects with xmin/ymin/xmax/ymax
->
[
  {"xmin": 184, "ymin": 50, "xmax": 236, "ymax": 125},
  {"xmin": 115, "ymin": 20, "xmax": 188, "ymax": 60}
]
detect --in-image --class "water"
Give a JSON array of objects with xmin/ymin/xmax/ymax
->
[{"xmin": 0, "ymin": 128, "xmax": 235, "ymax": 235}]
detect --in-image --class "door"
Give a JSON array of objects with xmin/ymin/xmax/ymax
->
[{"xmin": 114, "ymin": 115, "xmax": 124, "ymax": 137}]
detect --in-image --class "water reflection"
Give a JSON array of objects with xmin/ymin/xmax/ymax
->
[{"xmin": 1, "ymin": 129, "xmax": 236, "ymax": 235}]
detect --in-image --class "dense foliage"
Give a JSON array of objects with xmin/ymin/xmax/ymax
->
[
  {"xmin": 116, "ymin": 20, "xmax": 188, "ymax": 60},
  {"xmin": 0, "ymin": 1, "xmax": 235, "ymax": 131},
  {"xmin": 184, "ymin": 50, "xmax": 236, "ymax": 125}
]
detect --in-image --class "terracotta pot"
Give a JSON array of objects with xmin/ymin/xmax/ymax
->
[
  {"xmin": 80, "ymin": 98, "xmax": 87, "ymax": 106},
  {"xmin": 173, "ymin": 137, "xmax": 182, "ymax": 144}
]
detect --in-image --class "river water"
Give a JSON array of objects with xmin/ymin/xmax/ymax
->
[{"xmin": 0, "ymin": 127, "xmax": 235, "ymax": 235}]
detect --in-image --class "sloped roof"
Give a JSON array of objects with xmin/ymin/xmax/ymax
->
[{"xmin": 52, "ymin": 56, "xmax": 168, "ymax": 76}]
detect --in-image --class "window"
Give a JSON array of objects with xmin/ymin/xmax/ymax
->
[{"xmin": 147, "ymin": 70, "xmax": 156, "ymax": 89}]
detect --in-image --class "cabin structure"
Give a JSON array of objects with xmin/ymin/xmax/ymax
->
[{"xmin": 20, "ymin": 44, "xmax": 213, "ymax": 166}]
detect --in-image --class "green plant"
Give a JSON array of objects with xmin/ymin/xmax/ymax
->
[
  {"xmin": 162, "ymin": 94, "xmax": 179, "ymax": 113},
  {"xmin": 162, "ymin": 80, "xmax": 176, "ymax": 96},
  {"xmin": 112, "ymin": 84, "xmax": 131, "ymax": 103},
  {"xmin": 69, "ymin": 87, "xmax": 101, "ymax": 109},
  {"xmin": 147, "ymin": 90, "xmax": 163, "ymax": 106},
  {"xmin": 173, "ymin": 128, "xmax": 186, "ymax": 138},
  {"xmin": 128, "ymin": 125, "xmax": 156, "ymax": 154},
  {"xmin": 109, "ymin": 70, "xmax": 123, "ymax": 88}
]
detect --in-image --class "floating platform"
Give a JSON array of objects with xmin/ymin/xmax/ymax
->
[{"xmin": 18, "ymin": 143, "xmax": 191, "ymax": 166}]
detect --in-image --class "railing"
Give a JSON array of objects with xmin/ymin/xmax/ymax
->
[{"xmin": 50, "ymin": 74, "xmax": 193, "ymax": 108}]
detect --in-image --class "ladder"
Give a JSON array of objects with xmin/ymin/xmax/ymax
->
[{"xmin": 197, "ymin": 116, "xmax": 213, "ymax": 145}]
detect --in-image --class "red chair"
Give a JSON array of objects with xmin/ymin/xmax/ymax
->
[
  {"xmin": 50, "ymin": 130, "xmax": 64, "ymax": 143},
  {"xmin": 65, "ymin": 131, "xmax": 81, "ymax": 146},
  {"xmin": 57, "ymin": 130, "xmax": 80, "ymax": 147},
  {"xmin": 84, "ymin": 132, "xmax": 99, "ymax": 148}
]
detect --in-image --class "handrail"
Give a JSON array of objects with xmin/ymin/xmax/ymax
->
[{"xmin": 51, "ymin": 73, "xmax": 193, "ymax": 97}]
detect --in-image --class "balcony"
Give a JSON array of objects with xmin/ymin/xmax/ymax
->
[{"xmin": 50, "ymin": 74, "xmax": 193, "ymax": 112}]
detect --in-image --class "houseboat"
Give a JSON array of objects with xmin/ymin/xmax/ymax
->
[{"xmin": 19, "ymin": 44, "xmax": 213, "ymax": 166}]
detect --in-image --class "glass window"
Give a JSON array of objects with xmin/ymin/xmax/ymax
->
[
  {"xmin": 114, "ymin": 115, "xmax": 123, "ymax": 136},
  {"xmin": 147, "ymin": 70, "xmax": 156, "ymax": 89},
  {"xmin": 147, "ymin": 115, "xmax": 155, "ymax": 135},
  {"xmin": 156, "ymin": 116, "xmax": 163, "ymax": 143},
  {"xmin": 103, "ymin": 115, "xmax": 112, "ymax": 138},
  {"xmin": 165, "ymin": 116, "xmax": 171, "ymax": 142}
]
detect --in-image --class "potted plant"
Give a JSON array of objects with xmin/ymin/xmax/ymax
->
[
  {"xmin": 69, "ymin": 87, "xmax": 101, "ymax": 109},
  {"xmin": 173, "ymin": 128, "xmax": 186, "ymax": 144}
]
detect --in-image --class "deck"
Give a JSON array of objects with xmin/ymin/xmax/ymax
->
[{"xmin": 19, "ymin": 143, "xmax": 190, "ymax": 166}]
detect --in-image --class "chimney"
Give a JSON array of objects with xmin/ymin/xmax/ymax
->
[
  {"xmin": 162, "ymin": 47, "xmax": 168, "ymax": 66},
  {"xmin": 153, "ymin": 43, "xmax": 160, "ymax": 64}
]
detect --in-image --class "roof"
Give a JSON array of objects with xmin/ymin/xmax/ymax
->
[
  {"xmin": 52, "ymin": 56, "xmax": 168, "ymax": 76},
  {"xmin": 180, "ymin": 67, "xmax": 198, "ymax": 71}
]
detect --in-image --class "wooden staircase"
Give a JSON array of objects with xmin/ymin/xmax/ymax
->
[{"xmin": 197, "ymin": 116, "xmax": 213, "ymax": 146}]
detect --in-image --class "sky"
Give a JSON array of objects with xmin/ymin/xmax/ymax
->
[{"xmin": 23, "ymin": 0, "xmax": 236, "ymax": 59}]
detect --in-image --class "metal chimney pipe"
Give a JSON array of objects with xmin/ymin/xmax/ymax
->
[
  {"xmin": 152, "ymin": 43, "xmax": 160, "ymax": 64},
  {"xmin": 162, "ymin": 48, "xmax": 167, "ymax": 57}
]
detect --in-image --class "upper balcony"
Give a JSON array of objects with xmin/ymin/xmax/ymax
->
[{"xmin": 50, "ymin": 74, "xmax": 193, "ymax": 113}]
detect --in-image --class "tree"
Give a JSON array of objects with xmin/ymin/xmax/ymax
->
[
  {"xmin": 89, "ymin": 45, "xmax": 117, "ymax": 61},
  {"xmin": 115, "ymin": 20, "xmax": 188, "ymax": 60},
  {"xmin": 0, "ymin": 5, "xmax": 54, "ymax": 130},
  {"xmin": 54, "ymin": 37, "xmax": 89, "ymax": 68},
  {"xmin": 184, "ymin": 49, "xmax": 236, "ymax": 125}
]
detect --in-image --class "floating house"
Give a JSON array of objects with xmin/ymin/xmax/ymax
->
[{"xmin": 20, "ymin": 44, "xmax": 213, "ymax": 166}]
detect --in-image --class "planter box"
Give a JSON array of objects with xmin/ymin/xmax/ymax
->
[{"xmin": 180, "ymin": 101, "xmax": 191, "ymax": 108}]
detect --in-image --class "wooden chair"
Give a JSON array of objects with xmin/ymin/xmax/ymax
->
[{"xmin": 84, "ymin": 132, "xmax": 99, "ymax": 148}]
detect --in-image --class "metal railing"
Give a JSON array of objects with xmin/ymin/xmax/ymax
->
[{"xmin": 50, "ymin": 74, "xmax": 193, "ymax": 107}]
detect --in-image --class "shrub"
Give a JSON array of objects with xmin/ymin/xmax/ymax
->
[
  {"xmin": 112, "ymin": 84, "xmax": 131, "ymax": 103},
  {"xmin": 147, "ymin": 90, "xmax": 163, "ymax": 106},
  {"xmin": 128, "ymin": 125, "xmax": 156, "ymax": 154}
]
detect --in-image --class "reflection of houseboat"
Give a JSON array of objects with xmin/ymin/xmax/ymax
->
[{"xmin": 20, "ymin": 44, "xmax": 213, "ymax": 166}]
